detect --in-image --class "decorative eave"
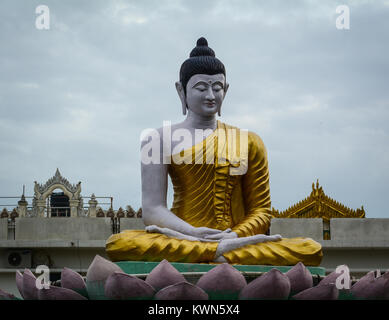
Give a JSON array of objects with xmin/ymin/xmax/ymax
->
[
  {"xmin": 271, "ymin": 180, "xmax": 365, "ymax": 220},
  {"xmin": 34, "ymin": 168, "xmax": 81, "ymax": 194}
]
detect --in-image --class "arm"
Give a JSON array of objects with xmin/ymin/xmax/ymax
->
[
  {"xmin": 141, "ymin": 128, "xmax": 222, "ymax": 238},
  {"xmin": 231, "ymin": 132, "xmax": 272, "ymax": 237}
]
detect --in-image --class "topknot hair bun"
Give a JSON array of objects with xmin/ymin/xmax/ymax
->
[
  {"xmin": 190, "ymin": 37, "xmax": 215, "ymax": 58},
  {"xmin": 179, "ymin": 37, "xmax": 226, "ymax": 94},
  {"xmin": 196, "ymin": 37, "xmax": 208, "ymax": 46}
]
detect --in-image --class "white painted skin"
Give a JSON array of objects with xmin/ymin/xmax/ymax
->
[{"xmin": 141, "ymin": 74, "xmax": 282, "ymax": 261}]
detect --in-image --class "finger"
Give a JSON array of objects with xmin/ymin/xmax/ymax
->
[
  {"xmin": 205, "ymin": 228, "xmax": 224, "ymax": 234},
  {"xmin": 145, "ymin": 225, "xmax": 154, "ymax": 231},
  {"xmin": 207, "ymin": 228, "xmax": 223, "ymax": 234},
  {"xmin": 266, "ymin": 235, "xmax": 282, "ymax": 242},
  {"xmin": 223, "ymin": 228, "xmax": 232, "ymax": 233},
  {"xmin": 198, "ymin": 238, "xmax": 220, "ymax": 243},
  {"xmin": 146, "ymin": 225, "xmax": 161, "ymax": 233},
  {"xmin": 204, "ymin": 234, "xmax": 225, "ymax": 240},
  {"xmin": 182, "ymin": 235, "xmax": 201, "ymax": 241},
  {"xmin": 204, "ymin": 235, "xmax": 217, "ymax": 240}
]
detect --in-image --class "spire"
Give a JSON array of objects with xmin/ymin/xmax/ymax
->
[{"xmin": 21, "ymin": 184, "xmax": 26, "ymax": 201}]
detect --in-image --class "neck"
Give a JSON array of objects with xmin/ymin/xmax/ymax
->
[{"xmin": 183, "ymin": 110, "xmax": 217, "ymax": 130}]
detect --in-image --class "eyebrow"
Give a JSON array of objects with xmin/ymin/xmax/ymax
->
[{"xmin": 192, "ymin": 81, "xmax": 224, "ymax": 88}]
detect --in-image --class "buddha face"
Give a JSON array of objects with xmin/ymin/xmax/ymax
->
[{"xmin": 177, "ymin": 74, "xmax": 229, "ymax": 117}]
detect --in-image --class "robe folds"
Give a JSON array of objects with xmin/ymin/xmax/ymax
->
[{"xmin": 106, "ymin": 121, "xmax": 323, "ymax": 266}]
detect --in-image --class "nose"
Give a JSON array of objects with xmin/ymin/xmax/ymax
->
[{"xmin": 205, "ymin": 87, "xmax": 215, "ymax": 101}]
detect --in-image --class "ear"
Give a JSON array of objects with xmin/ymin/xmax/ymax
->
[
  {"xmin": 175, "ymin": 81, "xmax": 187, "ymax": 116},
  {"xmin": 224, "ymin": 82, "xmax": 229, "ymax": 96},
  {"xmin": 218, "ymin": 82, "xmax": 229, "ymax": 116}
]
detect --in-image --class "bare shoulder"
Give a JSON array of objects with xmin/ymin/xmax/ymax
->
[
  {"xmin": 154, "ymin": 122, "xmax": 185, "ymax": 137},
  {"xmin": 140, "ymin": 123, "xmax": 181, "ymax": 148},
  {"xmin": 157, "ymin": 122, "xmax": 188, "ymax": 151}
]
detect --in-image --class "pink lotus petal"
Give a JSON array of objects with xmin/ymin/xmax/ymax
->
[
  {"xmin": 350, "ymin": 271, "xmax": 377, "ymax": 299},
  {"xmin": 383, "ymin": 271, "xmax": 389, "ymax": 299},
  {"xmin": 293, "ymin": 284, "xmax": 338, "ymax": 300},
  {"xmin": 197, "ymin": 263, "xmax": 246, "ymax": 298},
  {"xmin": 0, "ymin": 288, "xmax": 16, "ymax": 300},
  {"xmin": 38, "ymin": 285, "xmax": 87, "ymax": 300},
  {"xmin": 155, "ymin": 282, "xmax": 208, "ymax": 300},
  {"xmin": 22, "ymin": 269, "xmax": 38, "ymax": 300},
  {"xmin": 351, "ymin": 270, "xmax": 389, "ymax": 300},
  {"xmin": 285, "ymin": 262, "xmax": 313, "ymax": 294},
  {"xmin": 105, "ymin": 272, "xmax": 155, "ymax": 300},
  {"xmin": 318, "ymin": 265, "xmax": 351, "ymax": 288},
  {"xmin": 16, "ymin": 270, "xmax": 24, "ymax": 299},
  {"xmin": 239, "ymin": 268, "xmax": 290, "ymax": 300},
  {"xmin": 145, "ymin": 260, "xmax": 186, "ymax": 291},
  {"xmin": 61, "ymin": 267, "xmax": 86, "ymax": 291},
  {"xmin": 86, "ymin": 255, "xmax": 123, "ymax": 283}
]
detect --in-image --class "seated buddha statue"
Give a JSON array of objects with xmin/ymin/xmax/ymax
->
[{"xmin": 106, "ymin": 37, "xmax": 323, "ymax": 266}]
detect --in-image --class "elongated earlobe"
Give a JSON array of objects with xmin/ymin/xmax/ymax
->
[
  {"xmin": 218, "ymin": 83, "xmax": 229, "ymax": 117},
  {"xmin": 175, "ymin": 81, "xmax": 187, "ymax": 115}
]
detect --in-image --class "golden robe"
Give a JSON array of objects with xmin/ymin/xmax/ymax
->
[{"xmin": 106, "ymin": 121, "xmax": 323, "ymax": 266}]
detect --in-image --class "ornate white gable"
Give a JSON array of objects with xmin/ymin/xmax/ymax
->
[{"xmin": 32, "ymin": 169, "xmax": 84, "ymax": 217}]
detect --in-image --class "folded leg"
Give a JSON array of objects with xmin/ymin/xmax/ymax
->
[
  {"xmin": 214, "ymin": 234, "xmax": 282, "ymax": 261},
  {"xmin": 106, "ymin": 230, "xmax": 322, "ymax": 266}
]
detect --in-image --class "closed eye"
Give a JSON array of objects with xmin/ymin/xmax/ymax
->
[
  {"xmin": 195, "ymin": 86, "xmax": 207, "ymax": 92},
  {"xmin": 212, "ymin": 83, "xmax": 223, "ymax": 92}
]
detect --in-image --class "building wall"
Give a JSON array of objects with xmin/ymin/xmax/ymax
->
[
  {"xmin": 119, "ymin": 218, "xmax": 145, "ymax": 231},
  {"xmin": 330, "ymin": 218, "xmax": 389, "ymax": 241},
  {"xmin": 270, "ymin": 218, "xmax": 323, "ymax": 240},
  {"xmin": 0, "ymin": 217, "xmax": 388, "ymax": 297},
  {"xmin": 0, "ymin": 220, "xmax": 7, "ymax": 240},
  {"xmin": 269, "ymin": 218, "xmax": 389, "ymax": 278},
  {"xmin": 15, "ymin": 217, "xmax": 113, "ymax": 240}
]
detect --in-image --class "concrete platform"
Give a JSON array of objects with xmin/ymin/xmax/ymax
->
[{"xmin": 115, "ymin": 261, "xmax": 326, "ymax": 276}]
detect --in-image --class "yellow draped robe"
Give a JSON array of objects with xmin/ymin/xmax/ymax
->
[{"xmin": 106, "ymin": 121, "xmax": 323, "ymax": 266}]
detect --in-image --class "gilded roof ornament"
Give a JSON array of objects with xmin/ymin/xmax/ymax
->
[{"xmin": 271, "ymin": 179, "xmax": 365, "ymax": 220}]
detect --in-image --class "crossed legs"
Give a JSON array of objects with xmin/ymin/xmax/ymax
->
[{"xmin": 145, "ymin": 225, "xmax": 282, "ymax": 262}]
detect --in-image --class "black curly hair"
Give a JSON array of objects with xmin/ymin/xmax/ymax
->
[{"xmin": 179, "ymin": 37, "xmax": 226, "ymax": 95}]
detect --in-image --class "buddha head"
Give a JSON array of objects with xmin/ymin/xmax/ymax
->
[{"xmin": 176, "ymin": 37, "xmax": 229, "ymax": 117}]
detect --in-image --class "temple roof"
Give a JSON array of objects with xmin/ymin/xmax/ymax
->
[
  {"xmin": 34, "ymin": 168, "xmax": 81, "ymax": 194},
  {"xmin": 271, "ymin": 180, "xmax": 365, "ymax": 220}
]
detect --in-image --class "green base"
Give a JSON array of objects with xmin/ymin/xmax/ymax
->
[{"xmin": 115, "ymin": 261, "xmax": 325, "ymax": 276}]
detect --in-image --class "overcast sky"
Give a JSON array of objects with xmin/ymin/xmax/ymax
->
[{"xmin": 0, "ymin": 0, "xmax": 388, "ymax": 217}]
